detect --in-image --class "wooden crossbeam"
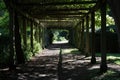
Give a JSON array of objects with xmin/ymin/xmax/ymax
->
[
  {"xmin": 31, "ymin": 12, "xmax": 87, "ymax": 15},
  {"xmin": 17, "ymin": 1, "xmax": 97, "ymax": 6},
  {"xmin": 36, "ymin": 8, "xmax": 91, "ymax": 12},
  {"xmin": 39, "ymin": 19, "xmax": 74, "ymax": 22},
  {"xmin": 33, "ymin": 15, "xmax": 82, "ymax": 19},
  {"xmin": 81, "ymin": 0, "xmax": 101, "ymax": 19}
]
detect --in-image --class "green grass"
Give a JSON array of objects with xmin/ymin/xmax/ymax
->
[
  {"xmin": 96, "ymin": 53, "xmax": 120, "ymax": 65},
  {"xmin": 62, "ymin": 48, "xmax": 80, "ymax": 54},
  {"xmin": 62, "ymin": 49, "xmax": 120, "ymax": 65}
]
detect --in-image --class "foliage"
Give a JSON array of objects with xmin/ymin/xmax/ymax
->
[
  {"xmin": 95, "ymin": 10, "xmax": 115, "ymax": 28},
  {"xmin": 21, "ymin": 25, "xmax": 43, "ymax": 61},
  {"xmin": 52, "ymin": 29, "xmax": 69, "ymax": 42},
  {"xmin": 0, "ymin": 0, "xmax": 9, "ymax": 30},
  {"xmin": 0, "ymin": 0, "xmax": 10, "ymax": 67},
  {"xmin": 22, "ymin": 37, "xmax": 43, "ymax": 61}
]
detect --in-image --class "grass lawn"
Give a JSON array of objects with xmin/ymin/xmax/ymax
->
[{"xmin": 96, "ymin": 53, "xmax": 120, "ymax": 65}]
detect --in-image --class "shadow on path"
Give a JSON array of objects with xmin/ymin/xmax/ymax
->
[{"xmin": 1, "ymin": 43, "xmax": 119, "ymax": 80}]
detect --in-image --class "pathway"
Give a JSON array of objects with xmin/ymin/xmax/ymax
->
[{"xmin": 0, "ymin": 43, "xmax": 120, "ymax": 80}]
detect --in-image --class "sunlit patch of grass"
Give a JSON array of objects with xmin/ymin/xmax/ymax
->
[
  {"xmin": 107, "ymin": 55, "xmax": 120, "ymax": 65},
  {"xmin": 62, "ymin": 48, "xmax": 80, "ymax": 54},
  {"xmin": 96, "ymin": 53, "xmax": 120, "ymax": 65},
  {"xmin": 115, "ymin": 60, "xmax": 120, "ymax": 65}
]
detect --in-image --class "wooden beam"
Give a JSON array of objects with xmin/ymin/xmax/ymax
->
[
  {"xmin": 81, "ymin": 0, "xmax": 101, "ymax": 19},
  {"xmin": 17, "ymin": 1, "xmax": 97, "ymax": 6},
  {"xmin": 9, "ymin": 2, "xmax": 39, "ymax": 24},
  {"xmin": 31, "ymin": 12, "xmax": 87, "ymax": 15},
  {"xmin": 33, "ymin": 15, "xmax": 82, "ymax": 19},
  {"xmin": 39, "ymin": 20, "xmax": 74, "ymax": 22},
  {"xmin": 43, "ymin": 8, "xmax": 91, "ymax": 11}
]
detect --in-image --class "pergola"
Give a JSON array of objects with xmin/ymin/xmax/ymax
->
[{"xmin": 4, "ymin": 0, "xmax": 110, "ymax": 73}]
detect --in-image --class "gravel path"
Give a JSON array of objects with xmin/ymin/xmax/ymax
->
[{"xmin": 0, "ymin": 43, "xmax": 120, "ymax": 80}]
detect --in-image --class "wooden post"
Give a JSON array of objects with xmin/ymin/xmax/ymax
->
[
  {"xmin": 34, "ymin": 23, "xmax": 37, "ymax": 42},
  {"xmin": 69, "ymin": 28, "xmax": 73, "ymax": 44},
  {"xmin": 14, "ymin": 12, "xmax": 25, "ymax": 64},
  {"xmin": 39, "ymin": 25, "xmax": 41, "ymax": 44},
  {"xmin": 22, "ymin": 17, "xmax": 27, "ymax": 47},
  {"xmin": 85, "ymin": 15, "xmax": 90, "ymax": 57},
  {"xmin": 30, "ymin": 20, "xmax": 34, "ymax": 53},
  {"xmin": 79, "ymin": 22, "xmax": 82, "ymax": 50},
  {"xmin": 77, "ymin": 26, "xmax": 79, "ymax": 48},
  {"xmin": 8, "ymin": 7, "xmax": 15, "ymax": 70},
  {"xmin": 91, "ymin": 11, "xmax": 96, "ymax": 64},
  {"xmin": 100, "ymin": 0, "xmax": 107, "ymax": 73},
  {"xmin": 81, "ymin": 19, "xmax": 85, "ymax": 53}
]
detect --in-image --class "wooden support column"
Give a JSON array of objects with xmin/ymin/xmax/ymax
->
[
  {"xmin": 77, "ymin": 26, "xmax": 80, "ymax": 48},
  {"xmin": 37, "ymin": 24, "xmax": 39, "ymax": 42},
  {"xmin": 79, "ymin": 22, "xmax": 82, "ymax": 50},
  {"xmin": 85, "ymin": 15, "xmax": 90, "ymax": 57},
  {"xmin": 42, "ymin": 27, "xmax": 44, "ymax": 48},
  {"xmin": 8, "ymin": 7, "xmax": 15, "ymax": 70},
  {"xmin": 91, "ymin": 11, "xmax": 96, "ymax": 64},
  {"xmin": 14, "ymin": 12, "xmax": 25, "ymax": 64},
  {"xmin": 34, "ymin": 23, "xmax": 38, "ymax": 42},
  {"xmin": 22, "ymin": 17, "xmax": 27, "ymax": 47},
  {"xmin": 69, "ymin": 28, "xmax": 73, "ymax": 44},
  {"xmin": 81, "ymin": 19, "xmax": 85, "ymax": 53},
  {"xmin": 39, "ymin": 25, "xmax": 41, "ymax": 44},
  {"xmin": 100, "ymin": 0, "xmax": 107, "ymax": 73},
  {"xmin": 30, "ymin": 20, "xmax": 34, "ymax": 53}
]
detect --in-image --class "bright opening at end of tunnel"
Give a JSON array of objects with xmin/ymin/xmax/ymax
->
[
  {"xmin": 53, "ymin": 40, "xmax": 69, "ymax": 44},
  {"xmin": 52, "ymin": 29, "xmax": 69, "ymax": 44}
]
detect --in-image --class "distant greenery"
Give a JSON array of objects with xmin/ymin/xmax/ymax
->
[
  {"xmin": 52, "ymin": 29, "xmax": 69, "ymax": 42},
  {"xmin": 95, "ymin": 9, "xmax": 115, "ymax": 28}
]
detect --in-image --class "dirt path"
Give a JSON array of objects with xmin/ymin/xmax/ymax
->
[{"xmin": 0, "ymin": 43, "xmax": 120, "ymax": 80}]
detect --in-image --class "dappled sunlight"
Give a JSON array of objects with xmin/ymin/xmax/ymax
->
[
  {"xmin": 62, "ymin": 48, "xmax": 78, "ymax": 54},
  {"xmin": 53, "ymin": 40, "xmax": 69, "ymax": 44},
  {"xmin": 1, "ymin": 44, "xmax": 120, "ymax": 80}
]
